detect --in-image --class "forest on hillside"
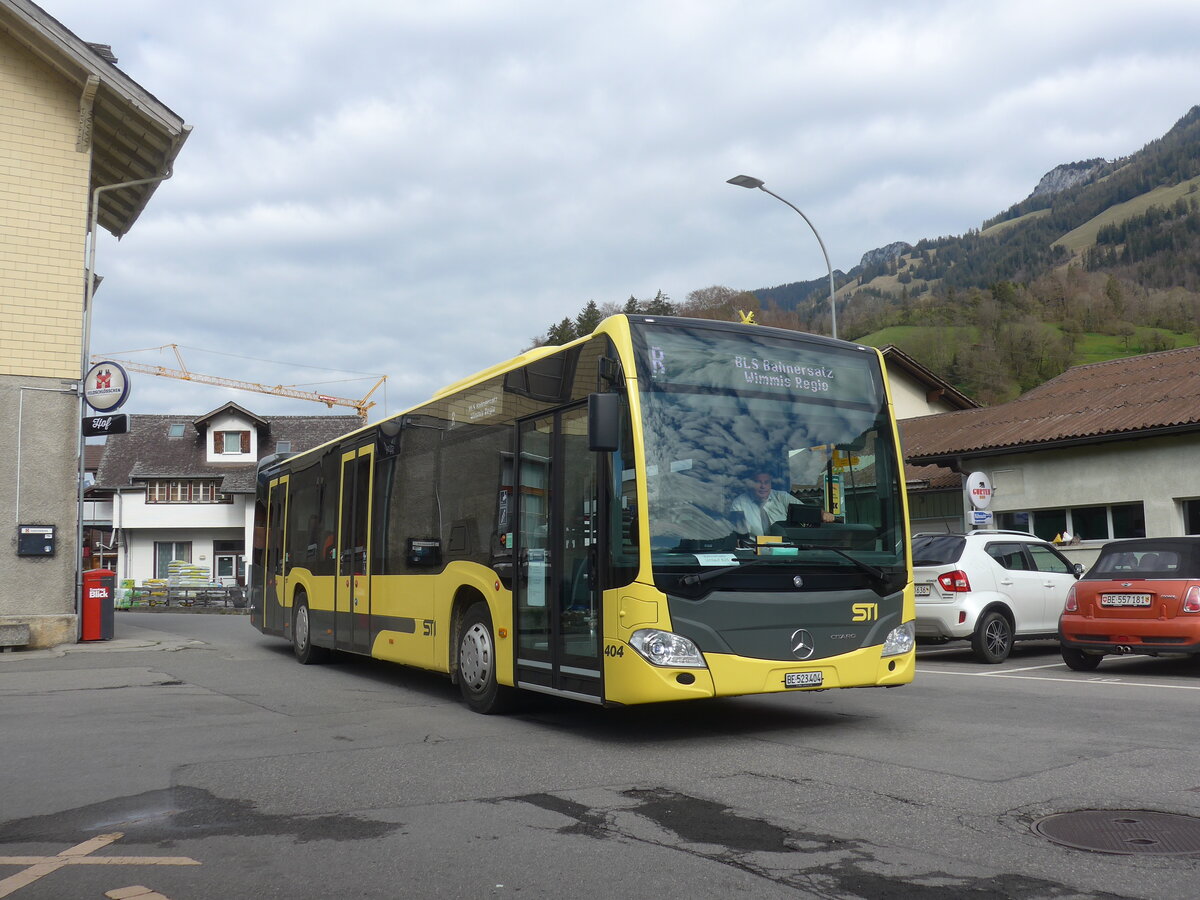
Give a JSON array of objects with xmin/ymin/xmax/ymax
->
[{"xmin": 534, "ymin": 266, "xmax": 1199, "ymax": 406}]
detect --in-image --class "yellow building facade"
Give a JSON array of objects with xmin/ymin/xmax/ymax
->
[{"xmin": 0, "ymin": 0, "xmax": 188, "ymax": 647}]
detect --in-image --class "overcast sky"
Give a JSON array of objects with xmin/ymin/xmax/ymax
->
[{"xmin": 58, "ymin": 0, "xmax": 1200, "ymax": 421}]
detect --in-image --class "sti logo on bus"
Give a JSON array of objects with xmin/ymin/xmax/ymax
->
[{"xmin": 852, "ymin": 603, "xmax": 878, "ymax": 622}]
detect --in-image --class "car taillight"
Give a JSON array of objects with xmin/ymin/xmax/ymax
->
[
  {"xmin": 937, "ymin": 570, "xmax": 971, "ymax": 592},
  {"xmin": 1063, "ymin": 584, "xmax": 1078, "ymax": 613},
  {"xmin": 1183, "ymin": 586, "xmax": 1200, "ymax": 614}
]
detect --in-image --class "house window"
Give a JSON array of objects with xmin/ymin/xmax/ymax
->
[
  {"xmin": 1183, "ymin": 499, "xmax": 1200, "ymax": 535},
  {"xmin": 154, "ymin": 541, "xmax": 192, "ymax": 579},
  {"xmin": 998, "ymin": 503, "xmax": 1145, "ymax": 541},
  {"xmin": 215, "ymin": 430, "xmax": 250, "ymax": 454},
  {"xmin": 145, "ymin": 480, "xmax": 230, "ymax": 504},
  {"xmin": 168, "ymin": 423, "xmax": 186, "ymax": 437}
]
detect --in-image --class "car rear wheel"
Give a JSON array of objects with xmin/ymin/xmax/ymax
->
[
  {"xmin": 971, "ymin": 610, "xmax": 1013, "ymax": 664},
  {"xmin": 1061, "ymin": 647, "xmax": 1102, "ymax": 671}
]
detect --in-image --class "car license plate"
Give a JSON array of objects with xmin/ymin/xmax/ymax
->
[
  {"xmin": 784, "ymin": 671, "xmax": 823, "ymax": 688},
  {"xmin": 1100, "ymin": 593, "xmax": 1152, "ymax": 607},
  {"xmin": 915, "ymin": 583, "xmax": 931, "ymax": 597}
]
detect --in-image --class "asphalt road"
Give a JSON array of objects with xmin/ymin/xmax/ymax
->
[{"xmin": 1, "ymin": 612, "xmax": 1198, "ymax": 899}]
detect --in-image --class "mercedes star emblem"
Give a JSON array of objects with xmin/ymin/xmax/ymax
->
[{"xmin": 790, "ymin": 628, "xmax": 815, "ymax": 660}]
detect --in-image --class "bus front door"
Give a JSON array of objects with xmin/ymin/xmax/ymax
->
[
  {"xmin": 264, "ymin": 475, "xmax": 288, "ymax": 634},
  {"xmin": 336, "ymin": 444, "xmax": 375, "ymax": 655},
  {"xmin": 515, "ymin": 406, "xmax": 602, "ymax": 703}
]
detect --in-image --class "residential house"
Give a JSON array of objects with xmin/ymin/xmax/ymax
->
[
  {"xmin": 901, "ymin": 345, "xmax": 1200, "ymax": 566},
  {"xmin": 0, "ymin": 0, "xmax": 189, "ymax": 647},
  {"xmin": 880, "ymin": 345, "xmax": 980, "ymax": 533},
  {"xmin": 94, "ymin": 403, "xmax": 357, "ymax": 587}
]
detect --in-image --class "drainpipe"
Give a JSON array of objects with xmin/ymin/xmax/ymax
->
[{"xmin": 76, "ymin": 168, "xmax": 174, "ymax": 640}]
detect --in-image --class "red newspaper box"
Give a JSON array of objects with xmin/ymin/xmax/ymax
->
[{"xmin": 81, "ymin": 568, "xmax": 115, "ymax": 641}]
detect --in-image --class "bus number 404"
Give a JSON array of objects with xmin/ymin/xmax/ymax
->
[{"xmin": 604, "ymin": 644, "xmax": 624, "ymax": 658}]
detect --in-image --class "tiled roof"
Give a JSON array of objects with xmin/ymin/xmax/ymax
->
[
  {"xmin": 901, "ymin": 345, "xmax": 1200, "ymax": 462},
  {"xmin": 95, "ymin": 412, "xmax": 359, "ymax": 494},
  {"xmin": 905, "ymin": 463, "xmax": 963, "ymax": 491}
]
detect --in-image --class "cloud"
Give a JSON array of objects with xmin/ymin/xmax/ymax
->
[{"xmin": 57, "ymin": 0, "xmax": 1200, "ymax": 417}]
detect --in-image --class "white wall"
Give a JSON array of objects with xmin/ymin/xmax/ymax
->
[
  {"xmin": 119, "ymin": 490, "xmax": 247, "ymax": 529},
  {"xmin": 122, "ymin": 527, "xmax": 246, "ymax": 584},
  {"xmin": 887, "ymin": 369, "xmax": 965, "ymax": 420},
  {"xmin": 110, "ymin": 488, "xmax": 256, "ymax": 584},
  {"xmin": 964, "ymin": 431, "xmax": 1200, "ymax": 542}
]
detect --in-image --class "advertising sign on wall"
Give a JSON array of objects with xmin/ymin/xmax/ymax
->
[{"xmin": 83, "ymin": 361, "xmax": 130, "ymax": 412}]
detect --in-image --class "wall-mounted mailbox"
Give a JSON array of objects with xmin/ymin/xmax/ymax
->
[{"xmin": 17, "ymin": 525, "xmax": 56, "ymax": 557}]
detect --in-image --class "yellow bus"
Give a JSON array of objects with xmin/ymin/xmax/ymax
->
[{"xmin": 250, "ymin": 315, "xmax": 915, "ymax": 712}]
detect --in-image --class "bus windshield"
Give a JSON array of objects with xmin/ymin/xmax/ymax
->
[{"xmin": 630, "ymin": 321, "xmax": 906, "ymax": 578}]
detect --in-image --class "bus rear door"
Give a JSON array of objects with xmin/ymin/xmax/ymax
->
[
  {"xmin": 336, "ymin": 444, "xmax": 375, "ymax": 654},
  {"xmin": 515, "ymin": 405, "xmax": 602, "ymax": 703}
]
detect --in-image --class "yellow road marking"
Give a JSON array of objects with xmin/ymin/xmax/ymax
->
[{"xmin": 0, "ymin": 832, "xmax": 198, "ymax": 898}]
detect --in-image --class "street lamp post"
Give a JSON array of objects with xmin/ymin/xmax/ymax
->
[{"xmin": 727, "ymin": 175, "xmax": 837, "ymax": 340}]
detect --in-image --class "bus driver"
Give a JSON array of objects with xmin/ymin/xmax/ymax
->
[{"xmin": 731, "ymin": 470, "xmax": 833, "ymax": 537}]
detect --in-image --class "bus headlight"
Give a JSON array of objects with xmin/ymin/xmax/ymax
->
[
  {"xmin": 881, "ymin": 621, "xmax": 915, "ymax": 657},
  {"xmin": 629, "ymin": 629, "xmax": 706, "ymax": 668}
]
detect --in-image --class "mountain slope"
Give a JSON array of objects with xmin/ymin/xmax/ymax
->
[{"xmin": 748, "ymin": 105, "xmax": 1200, "ymax": 402}]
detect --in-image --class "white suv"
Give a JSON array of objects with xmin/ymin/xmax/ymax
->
[{"xmin": 911, "ymin": 530, "xmax": 1081, "ymax": 663}]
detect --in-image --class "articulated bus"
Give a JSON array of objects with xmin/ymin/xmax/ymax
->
[{"xmin": 250, "ymin": 315, "xmax": 915, "ymax": 712}]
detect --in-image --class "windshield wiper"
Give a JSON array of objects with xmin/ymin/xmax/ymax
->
[
  {"xmin": 678, "ymin": 557, "xmax": 774, "ymax": 586},
  {"xmin": 794, "ymin": 544, "xmax": 889, "ymax": 584},
  {"xmin": 677, "ymin": 546, "xmax": 890, "ymax": 588}
]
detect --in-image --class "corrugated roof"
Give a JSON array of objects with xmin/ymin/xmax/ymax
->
[
  {"xmin": 901, "ymin": 345, "xmax": 1200, "ymax": 462},
  {"xmin": 95, "ymin": 413, "xmax": 358, "ymax": 494}
]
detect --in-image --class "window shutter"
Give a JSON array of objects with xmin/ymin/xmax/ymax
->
[
  {"xmin": 241, "ymin": 431, "xmax": 251, "ymax": 453},
  {"xmin": 214, "ymin": 431, "xmax": 221, "ymax": 454}
]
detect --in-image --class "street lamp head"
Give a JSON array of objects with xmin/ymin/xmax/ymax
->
[{"xmin": 727, "ymin": 175, "xmax": 764, "ymax": 189}]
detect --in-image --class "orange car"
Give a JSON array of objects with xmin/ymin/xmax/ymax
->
[{"xmin": 1059, "ymin": 537, "xmax": 1200, "ymax": 670}]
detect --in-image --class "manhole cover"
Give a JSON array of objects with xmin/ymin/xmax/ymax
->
[{"xmin": 1032, "ymin": 810, "xmax": 1200, "ymax": 855}]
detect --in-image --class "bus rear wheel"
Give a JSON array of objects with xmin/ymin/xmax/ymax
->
[
  {"xmin": 293, "ymin": 595, "xmax": 329, "ymax": 665},
  {"xmin": 458, "ymin": 602, "xmax": 514, "ymax": 714}
]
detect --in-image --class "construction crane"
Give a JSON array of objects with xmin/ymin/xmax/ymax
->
[{"xmin": 92, "ymin": 344, "xmax": 385, "ymax": 421}]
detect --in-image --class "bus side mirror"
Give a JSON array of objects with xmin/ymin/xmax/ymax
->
[{"xmin": 588, "ymin": 393, "xmax": 620, "ymax": 452}]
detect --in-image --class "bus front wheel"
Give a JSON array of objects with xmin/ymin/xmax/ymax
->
[{"xmin": 458, "ymin": 602, "xmax": 514, "ymax": 714}]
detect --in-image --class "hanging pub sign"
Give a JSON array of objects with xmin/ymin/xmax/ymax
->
[
  {"xmin": 83, "ymin": 413, "xmax": 129, "ymax": 436},
  {"xmin": 83, "ymin": 360, "xmax": 130, "ymax": 412}
]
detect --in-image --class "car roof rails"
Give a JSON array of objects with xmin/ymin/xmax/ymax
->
[{"xmin": 965, "ymin": 529, "xmax": 1038, "ymax": 538}]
